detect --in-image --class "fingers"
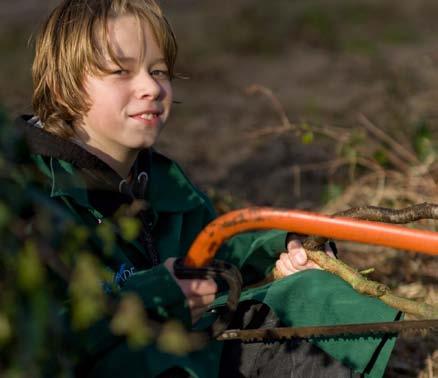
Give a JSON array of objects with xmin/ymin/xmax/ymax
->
[
  {"xmin": 163, "ymin": 258, "xmax": 218, "ymax": 324},
  {"xmin": 178, "ymin": 278, "xmax": 218, "ymax": 297},
  {"xmin": 275, "ymin": 256, "xmax": 293, "ymax": 276},
  {"xmin": 287, "ymin": 240, "xmax": 320, "ymax": 271},
  {"xmin": 277, "ymin": 252, "xmax": 320, "ymax": 275},
  {"xmin": 277, "ymin": 239, "xmax": 325, "ymax": 277},
  {"xmin": 187, "ymin": 294, "xmax": 216, "ymax": 310},
  {"xmin": 287, "ymin": 239, "xmax": 307, "ymax": 264},
  {"xmin": 288, "ymin": 240, "xmax": 337, "ymax": 265},
  {"xmin": 184, "ymin": 285, "xmax": 217, "ymax": 325},
  {"xmin": 280, "ymin": 251, "xmax": 295, "ymax": 271},
  {"xmin": 164, "ymin": 258, "xmax": 218, "ymax": 297}
]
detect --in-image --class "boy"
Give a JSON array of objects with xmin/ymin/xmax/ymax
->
[{"xmin": 19, "ymin": 0, "xmax": 400, "ymax": 376}]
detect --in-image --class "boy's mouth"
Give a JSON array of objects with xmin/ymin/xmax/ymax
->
[
  {"xmin": 138, "ymin": 113, "xmax": 158, "ymax": 120},
  {"xmin": 129, "ymin": 110, "xmax": 163, "ymax": 124}
]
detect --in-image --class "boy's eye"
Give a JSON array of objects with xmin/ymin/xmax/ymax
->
[
  {"xmin": 150, "ymin": 69, "xmax": 170, "ymax": 80},
  {"xmin": 111, "ymin": 69, "xmax": 129, "ymax": 76}
]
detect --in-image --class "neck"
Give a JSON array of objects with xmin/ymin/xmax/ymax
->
[
  {"xmin": 71, "ymin": 136, "xmax": 137, "ymax": 179},
  {"xmin": 72, "ymin": 125, "xmax": 139, "ymax": 178},
  {"xmin": 96, "ymin": 148, "xmax": 138, "ymax": 178}
]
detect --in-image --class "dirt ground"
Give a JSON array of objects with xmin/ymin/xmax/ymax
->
[{"xmin": 1, "ymin": 0, "xmax": 437, "ymax": 376}]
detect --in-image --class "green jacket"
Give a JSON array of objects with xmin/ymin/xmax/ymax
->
[{"xmin": 23, "ymin": 118, "xmax": 398, "ymax": 377}]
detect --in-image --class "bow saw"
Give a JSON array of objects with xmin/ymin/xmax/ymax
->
[{"xmin": 174, "ymin": 207, "xmax": 438, "ymax": 341}]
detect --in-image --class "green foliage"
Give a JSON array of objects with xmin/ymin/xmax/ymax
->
[
  {"xmin": 0, "ymin": 113, "xmax": 79, "ymax": 374},
  {"xmin": 156, "ymin": 320, "xmax": 194, "ymax": 356},
  {"xmin": 110, "ymin": 294, "xmax": 152, "ymax": 348},
  {"xmin": 17, "ymin": 241, "xmax": 46, "ymax": 292},
  {"xmin": 95, "ymin": 221, "xmax": 116, "ymax": 255},
  {"xmin": 0, "ymin": 111, "xmax": 189, "ymax": 375},
  {"xmin": 301, "ymin": 131, "xmax": 314, "ymax": 145},
  {"xmin": 373, "ymin": 149, "xmax": 390, "ymax": 167},
  {"xmin": 0, "ymin": 313, "xmax": 12, "ymax": 346},
  {"xmin": 69, "ymin": 253, "xmax": 106, "ymax": 330},
  {"xmin": 118, "ymin": 217, "xmax": 142, "ymax": 241}
]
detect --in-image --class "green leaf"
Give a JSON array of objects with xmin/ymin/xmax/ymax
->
[
  {"xmin": 96, "ymin": 222, "xmax": 116, "ymax": 255},
  {"xmin": 301, "ymin": 131, "xmax": 314, "ymax": 145},
  {"xmin": 17, "ymin": 240, "xmax": 46, "ymax": 292},
  {"xmin": 110, "ymin": 294, "xmax": 152, "ymax": 348},
  {"xmin": 157, "ymin": 321, "xmax": 192, "ymax": 356},
  {"xmin": 71, "ymin": 225, "xmax": 90, "ymax": 245},
  {"xmin": 373, "ymin": 150, "xmax": 389, "ymax": 166},
  {"xmin": 0, "ymin": 313, "xmax": 12, "ymax": 346},
  {"xmin": 69, "ymin": 254, "xmax": 105, "ymax": 329},
  {"xmin": 118, "ymin": 217, "xmax": 141, "ymax": 241}
]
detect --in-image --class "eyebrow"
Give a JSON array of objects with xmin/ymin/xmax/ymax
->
[
  {"xmin": 110, "ymin": 56, "xmax": 167, "ymax": 65},
  {"xmin": 114, "ymin": 56, "xmax": 136, "ymax": 63},
  {"xmin": 149, "ymin": 57, "xmax": 167, "ymax": 66}
]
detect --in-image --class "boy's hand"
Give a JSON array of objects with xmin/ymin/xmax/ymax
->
[
  {"xmin": 275, "ymin": 237, "xmax": 335, "ymax": 277},
  {"xmin": 164, "ymin": 258, "xmax": 218, "ymax": 325}
]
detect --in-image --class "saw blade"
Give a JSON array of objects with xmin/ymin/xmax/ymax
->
[{"xmin": 217, "ymin": 319, "xmax": 438, "ymax": 342}]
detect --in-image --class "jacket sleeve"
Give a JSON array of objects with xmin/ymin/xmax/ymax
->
[
  {"xmin": 120, "ymin": 263, "xmax": 191, "ymax": 326},
  {"xmin": 71, "ymin": 264, "xmax": 191, "ymax": 370}
]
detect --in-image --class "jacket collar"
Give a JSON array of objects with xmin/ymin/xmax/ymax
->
[
  {"xmin": 147, "ymin": 151, "xmax": 205, "ymax": 212},
  {"xmin": 19, "ymin": 116, "xmax": 205, "ymax": 214}
]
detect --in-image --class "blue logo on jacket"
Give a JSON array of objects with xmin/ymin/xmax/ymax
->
[
  {"xmin": 114, "ymin": 263, "xmax": 136, "ymax": 286},
  {"xmin": 102, "ymin": 264, "xmax": 136, "ymax": 294}
]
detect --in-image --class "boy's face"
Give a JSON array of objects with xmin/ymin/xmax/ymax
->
[{"xmin": 76, "ymin": 15, "xmax": 172, "ymax": 161}]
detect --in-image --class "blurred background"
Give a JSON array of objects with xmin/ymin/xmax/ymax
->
[{"xmin": 1, "ymin": 1, "xmax": 437, "ymax": 376}]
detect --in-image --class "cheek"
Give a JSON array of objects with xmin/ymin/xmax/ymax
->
[
  {"xmin": 85, "ymin": 77, "xmax": 125, "ymax": 110},
  {"xmin": 83, "ymin": 77, "xmax": 100, "ymax": 104},
  {"xmin": 161, "ymin": 83, "xmax": 173, "ymax": 121},
  {"xmin": 83, "ymin": 84, "xmax": 105, "ymax": 122},
  {"xmin": 162, "ymin": 82, "xmax": 173, "ymax": 106}
]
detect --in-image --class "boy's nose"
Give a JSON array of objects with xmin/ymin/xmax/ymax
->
[{"xmin": 135, "ymin": 72, "xmax": 161, "ymax": 100}]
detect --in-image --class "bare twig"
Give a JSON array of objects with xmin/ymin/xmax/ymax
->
[
  {"xmin": 357, "ymin": 113, "xmax": 420, "ymax": 166},
  {"xmin": 246, "ymin": 85, "xmax": 293, "ymax": 130},
  {"xmin": 245, "ymin": 84, "xmax": 349, "ymax": 141}
]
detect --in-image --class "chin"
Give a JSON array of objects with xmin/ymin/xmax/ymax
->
[
  {"xmin": 131, "ymin": 139, "xmax": 157, "ymax": 150},
  {"xmin": 127, "ymin": 132, "xmax": 159, "ymax": 149}
]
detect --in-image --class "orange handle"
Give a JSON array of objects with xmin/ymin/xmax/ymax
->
[{"xmin": 184, "ymin": 207, "xmax": 438, "ymax": 268}]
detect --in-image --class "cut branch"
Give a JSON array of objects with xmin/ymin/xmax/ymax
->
[{"xmin": 269, "ymin": 202, "xmax": 438, "ymax": 319}]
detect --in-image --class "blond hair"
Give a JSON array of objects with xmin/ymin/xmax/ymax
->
[{"xmin": 32, "ymin": 0, "xmax": 177, "ymax": 138}]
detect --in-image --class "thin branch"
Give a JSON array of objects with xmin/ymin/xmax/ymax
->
[
  {"xmin": 246, "ymin": 85, "xmax": 292, "ymax": 129},
  {"xmin": 357, "ymin": 113, "xmax": 420, "ymax": 166}
]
